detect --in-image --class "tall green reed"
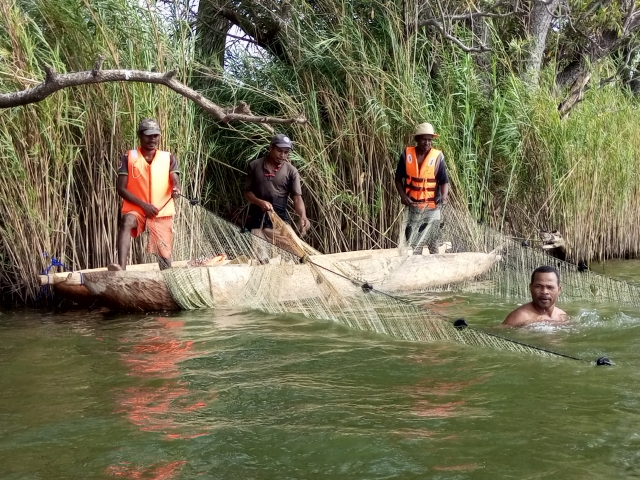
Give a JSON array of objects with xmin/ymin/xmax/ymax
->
[
  {"xmin": 3, "ymin": 0, "xmax": 640, "ymax": 303},
  {"xmin": 0, "ymin": 0, "xmax": 213, "ymax": 302},
  {"xmin": 207, "ymin": 2, "xmax": 640, "ymax": 264}
]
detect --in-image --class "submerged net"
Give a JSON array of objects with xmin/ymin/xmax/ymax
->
[
  {"xmin": 126, "ymin": 195, "xmax": 640, "ymax": 359},
  {"xmin": 437, "ymin": 206, "xmax": 640, "ymax": 307},
  {"xmin": 131, "ymin": 198, "xmax": 586, "ymax": 359}
]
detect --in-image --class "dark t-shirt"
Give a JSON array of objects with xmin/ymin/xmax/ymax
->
[
  {"xmin": 244, "ymin": 157, "xmax": 302, "ymax": 229},
  {"xmin": 117, "ymin": 151, "xmax": 179, "ymax": 175},
  {"xmin": 395, "ymin": 149, "xmax": 449, "ymax": 204}
]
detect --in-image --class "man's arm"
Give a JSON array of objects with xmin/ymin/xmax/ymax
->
[
  {"xmin": 170, "ymin": 155, "xmax": 181, "ymax": 198},
  {"xmin": 395, "ymin": 152, "xmax": 414, "ymax": 206},
  {"xmin": 243, "ymin": 160, "xmax": 272, "ymax": 212},
  {"xmin": 395, "ymin": 177, "xmax": 409, "ymax": 203},
  {"xmin": 439, "ymin": 183, "xmax": 449, "ymax": 205},
  {"xmin": 436, "ymin": 154, "xmax": 449, "ymax": 205},
  {"xmin": 116, "ymin": 175, "xmax": 159, "ymax": 218},
  {"xmin": 502, "ymin": 308, "xmax": 530, "ymax": 327},
  {"xmin": 244, "ymin": 190, "xmax": 273, "ymax": 212},
  {"xmin": 287, "ymin": 168, "xmax": 309, "ymax": 234},
  {"xmin": 170, "ymin": 172, "xmax": 181, "ymax": 198},
  {"xmin": 553, "ymin": 307, "xmax": 569, "ymax": 322},
  {"xmin": 116, "ymin": 156, "xmax": 158, "ymax": 218},
  {"xmin": 292, "ymin": 195, "xmax": 309, "ymax": 235}
]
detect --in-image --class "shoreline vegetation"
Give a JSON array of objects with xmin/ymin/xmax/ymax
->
[{"xmin": 2, "ymin": 0, "xmax": 640, "ymax": 304}]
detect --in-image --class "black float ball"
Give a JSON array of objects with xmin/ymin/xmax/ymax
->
[
  {"xmin": 453, "ymin": 318, "xmax": 468, "ymax": 330},
  {"xmin": 596, "ymin": 356, "xmax": 613, "ymax": 366}
]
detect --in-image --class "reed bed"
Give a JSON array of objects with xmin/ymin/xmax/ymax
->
[
  {"xmin": 2, "ymin": 0, "xmax": 640, "ymax": 303},
  {"xmin": 0, "ymin": 0, "xmax": 213, "ymax": 302},
  {"xmin": 206, "ymin": 1, "xmax": 640, "ymax": 263}
]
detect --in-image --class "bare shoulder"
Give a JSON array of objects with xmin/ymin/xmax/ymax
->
[
  {"xmin": 502, "ymin": 304, "xmax": 533, "ymax": 327},
  {"xmin": 553, "ymin": 306, "xmax": 569, "ymax": 322}
]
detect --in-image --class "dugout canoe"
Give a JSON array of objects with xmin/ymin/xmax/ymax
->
[{"xmin": 41, "ymin": 249, "xmax": 501, "ymax": 311}]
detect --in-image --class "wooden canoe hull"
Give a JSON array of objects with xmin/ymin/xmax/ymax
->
[
  {"xmin": 82, "ymin": 270, "xmax": 179, "ymax": 311},
  {"xmin": 52, "ymin": 282, "xmax": 102, "ymax": 307},
  {"xmin": 78, "ymin": 249, "xmax": 500, "ymax": 312}
]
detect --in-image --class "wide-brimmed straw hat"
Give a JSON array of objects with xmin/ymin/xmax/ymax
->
[{"xmin": 414, "ymin": 122, "xmax": 439, "ymax": 137}]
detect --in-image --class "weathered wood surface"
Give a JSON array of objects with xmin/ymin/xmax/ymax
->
[{"xmin": 78, "ymin": 249, "xmax": 500, "ymax": 311}]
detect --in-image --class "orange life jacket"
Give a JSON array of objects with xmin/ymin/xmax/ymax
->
[
  {"xmin": 121, "ymin": 149, "xmax": 175, "ymax": 217},
  {"xmin": 405, "ymin": 146, "xmax": 441, "ymax": 209}
]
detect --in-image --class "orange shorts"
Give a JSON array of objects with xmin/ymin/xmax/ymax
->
[{"xmin": 125, "ymin": 212, "xmax": 174, "ymax": 259}]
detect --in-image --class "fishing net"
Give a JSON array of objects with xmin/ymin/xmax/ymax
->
[
  {"xmin": 126, "ymin": 198, "xmax": 576, "ymax": 359},
  {"xmin": 119, "ymin": 193, "xmax": 640, "ymax": 360},
  {"xmin": 437, "ymin": 206, "xmax": 640, "ymax": 307}
]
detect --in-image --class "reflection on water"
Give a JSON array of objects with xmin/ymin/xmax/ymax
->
[
  {"xmin": 405, "ymin": 373, "xmax": 491, "ymax": 422},
  {"xmin": 1, "ymin": 284, "xmax": 640, "ymax": 478},
  {"xmin": 110, "ymin": 317, "xmax": 212, "ymax": 478},
  {"xmin": 590, "ymin": 258, "xmax": 640, "ymax": 285},
  {"xmin": 106, "ymin": 460, "xmax": 186, "ymax": 479}
]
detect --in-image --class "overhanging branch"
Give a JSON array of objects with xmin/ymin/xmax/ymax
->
[
  {"xmin": 420, "ymin": 19, "xmax": 491, "ymax": 53},
  {"xmin": 0, "ymin": 62, "xmax": 307, "ymax": 128}
]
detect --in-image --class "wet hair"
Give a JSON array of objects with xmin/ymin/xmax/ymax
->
[{"xmin": 530, "ymin": 266, "xmax": 560, "ymax": 285}]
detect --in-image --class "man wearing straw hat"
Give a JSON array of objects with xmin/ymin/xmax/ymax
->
[
  {"xmin": 109, "ymin": 119, "xmax": 181, "ymax": 271},
  {"xmin": 394, "ymin": 122, "xmax": 450, "ymax": 254},
  {"xmin": 244, "ymin": 133, "xmax": 310, "ymax": 238}
]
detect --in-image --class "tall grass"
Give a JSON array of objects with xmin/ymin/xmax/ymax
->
[
  {"xmin": 3, "ymin": 0, "xmax": 640, "ymax": 303},
  {"xmin": 204, "ymin": 3, "xmax": 434, "ymax": 253},
  {"xmin": 0, "ymin": 0, "xmax": 213, "ymax": 302},
  {"xmin": 204, "ymin": 1, "xmax": 640, "ymax": 263}
]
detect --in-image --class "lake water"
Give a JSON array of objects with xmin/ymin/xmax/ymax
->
[{"xmin": 2, "ymin": 262, "xmax": 640, "ymax": 478}]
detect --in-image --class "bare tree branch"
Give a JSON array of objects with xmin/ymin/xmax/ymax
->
[
  {"xmin": 558, "ymin": 71, "xmax": 591, "ymax": 117},
  {"xmin": 420, "ymin": 19, "xmax": 490, "ymax": 53},
  {"xmin": 623, "ymin": 4, "xmax": 640, "ymax": 34},
  {"xmin": 447, "ymin": 11, "xmax": 515, "ymax": 22},
  {"xmin": 217, "ymin": 7, "xmax": 263, "ymax": 42},
  {"xmin": 216, "ymin": 5, "xmax": 286, "ymax": 58},
  {"xmin": 0, "ymin": 62, "xmax": 307, "ymax": 130}
]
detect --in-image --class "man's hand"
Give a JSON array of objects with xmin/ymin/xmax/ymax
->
[
  {"xmin": 298, "ymin": 217, "xmax": 310, "ymax": 236},
  {"xmin": 142, "ymin": 203, "xmax": 159, "ymax": 218},
  {"xmin": 259, "ymin": 200, "xmax": 273, "ymax": 212},
  {"xmin": 440, "ymin": 194, "xmax": 449, "ymax": 205},
  {"xmin": 400, "ymin": 195, "xmax": 414, "ymax": 207},
  {"xmin": 171, "ymin": 187, "xmax": 181, "ymax": 199}
]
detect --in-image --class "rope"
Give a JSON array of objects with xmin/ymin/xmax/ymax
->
[{"xmin": 36, "ymin": 252, "xmax": 72, "ymax": 302}]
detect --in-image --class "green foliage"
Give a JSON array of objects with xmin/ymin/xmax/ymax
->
[
  {"xmin": 2, "ymin": 0, "xmax": 640, "ymax": 303},
  {"xmin": 207, "ymin": 0, "xmax": 640, "ymax": 263},
  {"xmin": 0, "ymin": 0, "xmax": 213, "ymax": 302}
]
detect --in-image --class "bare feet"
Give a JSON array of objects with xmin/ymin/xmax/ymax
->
[{"xmin": 107, "ymin": 263, "xmax": 123, "ymax": 271}]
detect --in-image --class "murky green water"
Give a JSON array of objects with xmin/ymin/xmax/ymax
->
[{"xmin": 2, "ymin": 264, "xmax": 640, "ymax": 478}]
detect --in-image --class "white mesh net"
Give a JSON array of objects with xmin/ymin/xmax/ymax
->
[
  {"xmin": 121, "ymin": 199, "xmax": 596, "ymax": 359},
  {"xmin": 98, "ymin": 196, "xmax": 640, "ymax": 360}
]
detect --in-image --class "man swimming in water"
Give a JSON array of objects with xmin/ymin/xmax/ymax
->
[{"xmin": 502, "ymin": 266, "xmax": 568, "ymax": 327}]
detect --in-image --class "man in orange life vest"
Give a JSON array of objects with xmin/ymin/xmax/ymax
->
[
  {"xmin": 110, "ymin": 119, "xmax": 181, "ymax": 271},
  {"xmin": 394, "ymin": 122, "xmax": 449, "ymax": 254}
]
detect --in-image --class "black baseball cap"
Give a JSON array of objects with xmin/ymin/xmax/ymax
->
[
  {"xmin": 271, "ymin": 133, "xmax": 293, "ymax": 149},
  {"xmin": 137, "ymin": 119, "xmax": 161, "ymax": 136}
]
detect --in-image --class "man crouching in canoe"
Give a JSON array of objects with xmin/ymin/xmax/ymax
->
[
  {"xmin": 502, "ymin": 266, "xmax": 568, "ymax": 327},
  {"xmin": 109, "ymin": 119, "xmax": 181, "ymax": 271}
]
